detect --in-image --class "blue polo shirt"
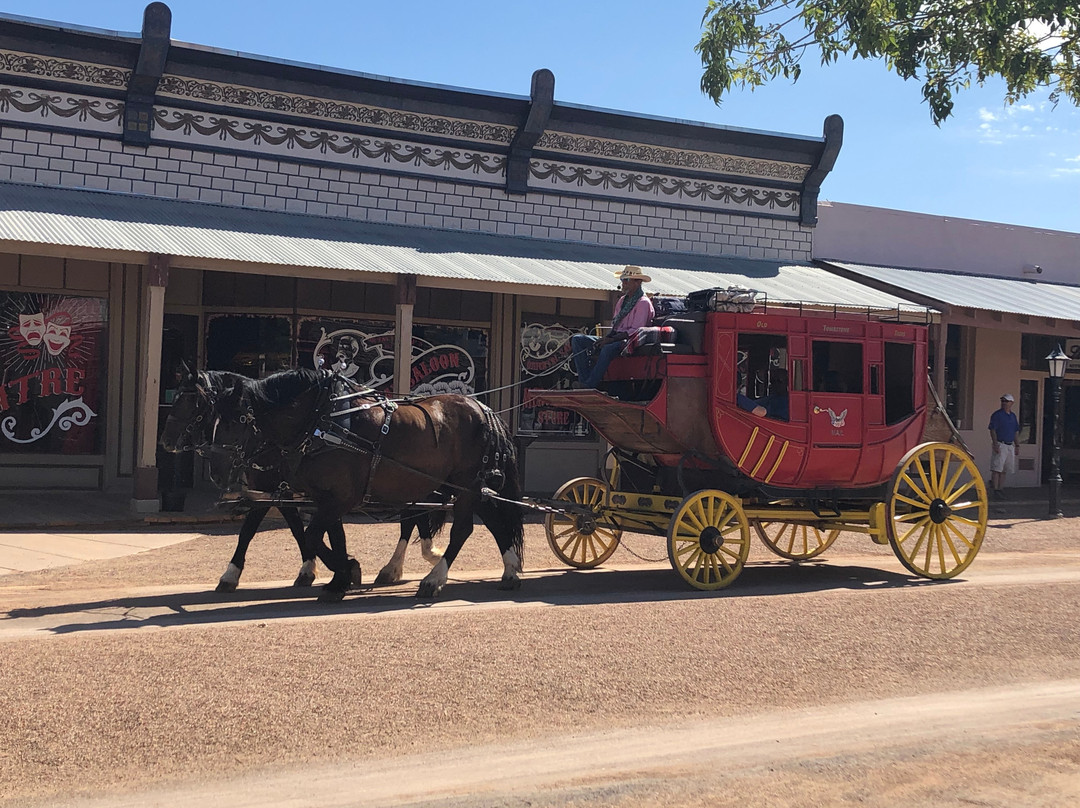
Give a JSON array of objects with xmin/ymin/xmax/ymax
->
[{"xmin": 988, "ymin": 408, "xmax": 1020, "ymax": 443}]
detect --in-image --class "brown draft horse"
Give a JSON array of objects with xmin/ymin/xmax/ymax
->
[
  {"xmin": 159, "ymin": 370, "xmax": 448, "ymax": 592},
  {"xmin": 175, "ymin": 367, "xmax": 524, "ymax": 600}
]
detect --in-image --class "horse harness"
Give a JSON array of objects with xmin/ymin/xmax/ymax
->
[{"xmin": 227, "ymin": 371, "xmax": 512, "ymax": 504}]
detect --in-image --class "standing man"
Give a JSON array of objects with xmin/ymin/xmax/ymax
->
[
  {"xmin": 571, "ymin": 265, "xmax": 655, "ymax": 388},
  {"xmin": 988, "ymin": 393, "xmax": 1020, "ymax": 499}
]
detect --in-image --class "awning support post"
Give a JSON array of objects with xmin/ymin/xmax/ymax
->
[
  {"xmin": 395, "ymin": 274, "xmax": 416, "ymax": 395},
  {"xmin": 132, "ymin": 253, "xmax": 169, "ymax": 513}
]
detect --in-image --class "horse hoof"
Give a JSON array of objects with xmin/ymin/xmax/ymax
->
[
  {"xmin": 373, "ymin": 570, "xmax": 400, "ymax": 586},
  {"xmin": 318, "ymin": 587, "xmax": 346, "ymax": 603},
  {"xmin": 348, "ymin": 559, "xmax": 363, "ymax": 588},
  {"xmin": 215, "ymin": 581, "xmax": 238, "ymax": 593},
  {"xmin": 497, "ymin": 577, "xmax": 523, "ymax": 591},
  {"xmin": 292, "ymin": 572, "xmax": 316, "ymax": 587},
  {"xmin": 415, "ymin": 582, "xmax": 443, "ymax": 599}
]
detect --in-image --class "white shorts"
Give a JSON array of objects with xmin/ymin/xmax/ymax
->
[{"xmin": 990, "ymin": 442, "xmax": 1015, "ymax": 474}]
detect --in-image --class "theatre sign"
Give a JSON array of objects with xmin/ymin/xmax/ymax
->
[{"xmin": 0, "ymin": 292, "xmax": 107, "ymax": 454}]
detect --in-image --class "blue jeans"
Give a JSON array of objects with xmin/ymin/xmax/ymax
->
[{"xmin": 571, "ymin": 334, "xmax": 624, "ymax": 388}]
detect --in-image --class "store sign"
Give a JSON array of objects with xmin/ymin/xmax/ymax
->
[
  {"xmin": 519, "ymin": 323, "xmax": 591, "ymax": 438},
  {"xmin": 309, "ymin": 325, "xmax": 476, "ymax": 395},
  {"xmin": 0, "ymin": 293, "xmax": 107, "ymax": 453},
  {"xmin": 520, "ymin": 323, "xmax": 575, "ymax": 377},
  {"xmin": 1064, "ymin": 339, "xmax": 1080, "ymax": 370}
]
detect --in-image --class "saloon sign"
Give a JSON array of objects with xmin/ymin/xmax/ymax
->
[
  {"xmin": 0, "ymin": 292, "xmax": 106, "ymax": 453},
  {"xmin": 309, "ymin": 325, "xmax": 476, "ymax": 395}
]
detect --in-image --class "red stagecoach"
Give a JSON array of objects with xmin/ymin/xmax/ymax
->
[{"xmin": 535, "ymin": 290, "xmax": 987, "ymax": 590}]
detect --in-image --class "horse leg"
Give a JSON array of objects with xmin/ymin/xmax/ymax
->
[
  {"xmin": 477, "ymin": 497, "xmax": 524, "ymax": 591},
  {"xmin": 217, "ymin": 508, "xmax": 267, "ymax": 592},
  {"xmin": 317, "ymin": 518, "xmax": 357, "ymax": 603},
  {"xmin": 374, "ymin": 513, "xmax": 416, "ymax": 586},
  {"xmin": 306, "ymin": 515, "xmax": 362, "ymax": 589},
  {"xmin": 419, "ymin": 509, "xmax": 446, "ymax": 564},
  {"xmin": 279, "ymin": 506, "xmax": 320, "ymax": 587},
  {"xmin": 417, "ymin": 498, "xmax": 474, "ymax": 599}
]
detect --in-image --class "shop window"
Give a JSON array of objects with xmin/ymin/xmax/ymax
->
[
  {"xmin": 1018, "ymin": 379, "xmax": 1037, "ymax": 444},
  {"xmin": 884, "ymin": 342, "xmax": 915, "ymax": 424},
  {"xmin": 812, "ymin": 340, "xmax": 862, "ymax": 393},
  {"xmin": 0, "ymin": 291, "xmax": 108, "ymax": 454},
  {"xmin": 519, "ymin": 321, "xmax": 594, "ymax": 439},
  {"xmin": 207, "ymin": 314, "xmax": 293, "ymax": 378},
  {"xmin": 1022, "ymin": 333, "xmax": 1080, "ymax": 375},
  {"xmin": 296, "ymin": 317, "xmax": 487, "ymax": 395}
]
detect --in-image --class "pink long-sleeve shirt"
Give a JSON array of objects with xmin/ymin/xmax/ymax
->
[{"xmin": 612, "ymin": 295, "xmax": 655, "ymax": 334}]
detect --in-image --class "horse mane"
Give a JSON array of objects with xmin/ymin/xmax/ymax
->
[{"xmin": 242, "ymin": 367, "xmax": 322, "ymax": 410}]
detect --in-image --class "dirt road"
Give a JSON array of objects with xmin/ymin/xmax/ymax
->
[{"xmin": 2, "ymin": 515, "xmax": 1078, "ymax": 807}]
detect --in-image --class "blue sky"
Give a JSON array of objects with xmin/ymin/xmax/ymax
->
[{"xmin": 4, "ymin": 0, "xmax": 1079, "ymax": 233}]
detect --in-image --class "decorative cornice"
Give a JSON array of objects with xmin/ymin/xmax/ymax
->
[
  {"xmin": 0, "ymin": 87, "xmax": 124, "ymax": 124},
  {"xmin": 152, "ymin": 106, "xmax": 506, "ymax": 175},
  {"xmin": 157, "ymin": 75, "xmax": 517, "ymax": 145},
  {"xmin": 530, "ymin": 160, "xmax": 799, "ymax": 212},
  {"xmin": 536, "ymin": 131, "xmax": 809, "ymax": 183},
  {"xmin": 0, "ymin": 50, "xmax": 131, "ymax": 89}
]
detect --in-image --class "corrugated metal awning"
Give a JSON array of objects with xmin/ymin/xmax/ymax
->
[
  {"xmin": 823, "ymin": 261, "xmax": 1080, "ymax": 322},
  {"xmin": 0, "ymin": 182, "xmax": 928, "ymax": 312}
]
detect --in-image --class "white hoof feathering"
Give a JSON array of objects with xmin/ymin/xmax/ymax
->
[
  {"xmin": 219, "ymin": 562, "xmax": 242, "ymax": 588},
  {"xmin": 376, "ymin": 540, "xmax": 408, "ymax": 584},
  {"xmin": 420, "ymin": 538, "xmax": 445, "ymax": 564},
  {"xmin": 293, "ymin": 559, "xmax": 317, "ymax": 585},
  {"xmin": 502, "ymin": 547, "xmax": 522, "ymax": 581},
  {"xmin": 418, "ymin": 558, "xmax": 449, "ymax": 597}
]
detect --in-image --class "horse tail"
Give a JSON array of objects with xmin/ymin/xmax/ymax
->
[{"xmin": 478, "ymin": 403, "xmax": 525, "ymax": 563}]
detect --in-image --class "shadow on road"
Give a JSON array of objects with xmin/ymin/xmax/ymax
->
[{"xmin": 2, "ymin": 559, "xmax": 951, "ymax": 637}]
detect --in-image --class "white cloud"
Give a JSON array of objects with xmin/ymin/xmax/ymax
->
[{"xmin": 978, "ymin": 108, "xmax": 998, "ymax": 122}]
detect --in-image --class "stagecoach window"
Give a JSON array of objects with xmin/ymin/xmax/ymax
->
[
  {"xmin": 812, "ymin": 341, "xmax": 863, "ymax": 394},
  {"xmin": 736, "ymin": 333, "xmax": 789, "ymax": 420},
  {"xmin": 884, "ymin": 342, "xmax": 915, "ymax": 424}
]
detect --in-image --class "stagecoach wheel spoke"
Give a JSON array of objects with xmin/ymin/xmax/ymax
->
[
  {"xmin": 666, "ymin": 490, "xmax": 750, "ymax": 591},
  {"xmin": 886, "ymin": 442, "xmax": 987, "ymax": 579},
  {"xmin": 752, "ymin": 520, "xmax": 840, "ymax": 561},
  {"xmin": 545, "ymin": 477, "xmax": 623, "ymax": 569}
]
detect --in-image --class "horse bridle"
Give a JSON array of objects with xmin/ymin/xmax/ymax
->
[{"xmin": 169, "ymin": 377, "xmax": 219, "ymax": 454}]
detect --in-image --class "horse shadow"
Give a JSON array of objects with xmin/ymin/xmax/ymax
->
[{"xmin": 3, "ymin": 559, "xmax": 951, "ymax": 636}]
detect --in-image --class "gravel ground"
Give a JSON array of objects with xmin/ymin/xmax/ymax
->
[{"xmin": 1, "ymin": 511, "xmax": 1078, "ymax": 806}]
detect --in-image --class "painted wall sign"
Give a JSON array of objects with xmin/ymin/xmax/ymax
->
[
  {"xmin": 0, "ymin": 292, "xmax": 107, "ymax": 453},
  {"xmin": 302, "ymin": 321, "xmax": 477, "ymax": 395},
  {"xmin": 519, "ymin": 323, "xmax": 592, "ymax": 438}
]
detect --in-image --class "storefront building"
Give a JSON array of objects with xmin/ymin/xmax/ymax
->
[
  {"xmin": 0, "ymin": 4, "xmax": 926, "ymax": 507},
  {"xmin": 816, "ymin": 202, "xmax": 1080, "ymax": 488}
]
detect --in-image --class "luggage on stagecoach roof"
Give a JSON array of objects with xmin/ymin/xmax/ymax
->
[{"xmin": 685, "ymin": 285, "xmax": 763, "ymax": 313}]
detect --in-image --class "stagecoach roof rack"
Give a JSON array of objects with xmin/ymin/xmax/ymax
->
[
  {"xmin": 754, "ymin": 297, "xmax": 935, "ymax": 324},
  {"xmin": 679, "ymin": 287, "xmax": 935, "ymax": 324}
]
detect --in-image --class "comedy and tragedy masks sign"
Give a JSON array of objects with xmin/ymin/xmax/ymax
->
[{"xmin": 0, "ymin": 292, "xmax": 107, "ymax": 453}]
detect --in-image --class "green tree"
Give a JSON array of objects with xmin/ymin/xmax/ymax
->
[{"xmin": 697, "ymin": 0, "xmax": 1080, "ymax": 123}]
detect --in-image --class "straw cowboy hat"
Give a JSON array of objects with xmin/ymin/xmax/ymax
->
[{"xmin": 615, "ymin": 265, "xmax": 651, "ymax": 283}]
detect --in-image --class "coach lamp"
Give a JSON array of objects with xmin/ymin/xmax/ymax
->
[{"xmin": 1045, "ymin": 345, "xmax": 1068, "ymax": 518}]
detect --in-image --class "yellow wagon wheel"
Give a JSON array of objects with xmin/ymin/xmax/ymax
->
[
  {"xmin": 752, "ymin": 520, "xmax": 840, "ymax": 561},
  {"xmin": 667, "ymin": 490, "xmax": 751, "ymax": 590},
  {"xmin": 544, "ymin": 477, "xmax": 623, "ymax": 568},
  {"xmin": 886, "ymin": 442, "xmax": 988, "ymax": 579}
]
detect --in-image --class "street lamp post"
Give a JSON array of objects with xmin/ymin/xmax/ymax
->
[{"xmin": 1046, "ymin": 345, "xmax": 1068, "ymax": 518}]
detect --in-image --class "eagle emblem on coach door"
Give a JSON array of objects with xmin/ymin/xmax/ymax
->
[{"xmin": 814, "ymin": 406, "xmax": 848, "ymax": 428}]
